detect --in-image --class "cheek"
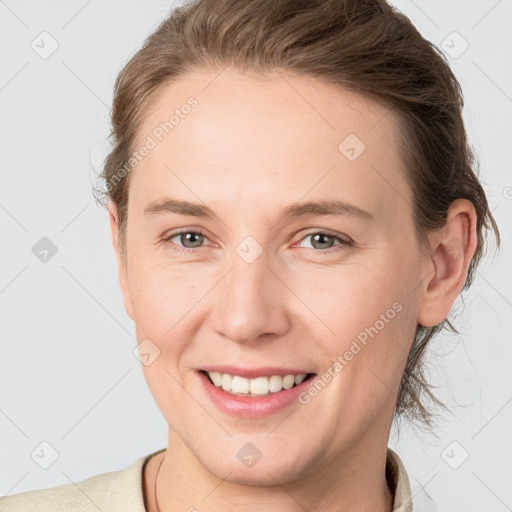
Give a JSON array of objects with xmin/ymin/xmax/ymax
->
[
  {"xmin": 308, "ymin": 262, "xmax": 403, "ymax": 338},
  {"xmin": 128, "ymin": 255, "xmax": 202, "ymax": 338},
  {"xmin": 128, "ymin": 260, "xmax": 200, "ymax": 414},
  {"xmin": 306, "ymin": 257, "xmax": 416, "ymax": 385}
]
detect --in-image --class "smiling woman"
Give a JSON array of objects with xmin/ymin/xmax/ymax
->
[{"xmin": 2, "ymin": 0, "xmax": 501, "ymax": 511}]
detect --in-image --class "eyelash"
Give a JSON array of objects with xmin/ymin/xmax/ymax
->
[{"xmin": 163, "ymin": 229, "xmax": 352, "ymax": 255}]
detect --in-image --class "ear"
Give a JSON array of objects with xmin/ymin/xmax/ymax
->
[
  {"xmin": 108, "ymin": 202, "xmax": 134, "ymax": 321},
  {"xmin": 417, "ymin": 198, "xmax": 478, "ymax": 327}
]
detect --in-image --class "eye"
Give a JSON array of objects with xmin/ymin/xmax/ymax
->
[
  {"xmin": 163, "ymin": 230, "xmax": 209, "ymax": 252},
  {"xmin": 163, "ymin": 229, "xmax": 352, "ymax": 254},
  {"xmin": 295, "ymin": 230, "xmax": 352, "ymax": 252}
]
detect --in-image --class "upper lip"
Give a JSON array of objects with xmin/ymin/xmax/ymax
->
[{"xmin": 200, "ymin": 365, "xmax": 315, "ymax": 379}]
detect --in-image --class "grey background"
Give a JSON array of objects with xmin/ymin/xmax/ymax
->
[{"xmin": 1, "ymin": 1, "xmax": 511, "ymax": 510}]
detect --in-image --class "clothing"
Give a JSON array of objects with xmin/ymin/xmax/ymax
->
[{"xmin": 1, "ymin": 447, "xmax": 413, "ymax": 511}]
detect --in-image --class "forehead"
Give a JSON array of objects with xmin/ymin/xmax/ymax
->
[{"xmin": 130, "ymin": 68, "xmax": 413, "ymax": 221}]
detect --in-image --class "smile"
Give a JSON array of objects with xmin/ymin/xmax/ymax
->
[{"xmin": 204, "ymin": 370, "xmax": 314, "ymax": 397}]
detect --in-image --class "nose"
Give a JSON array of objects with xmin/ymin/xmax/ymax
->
[{"xmin": 213, "ymin": 248, "xmax": 291, "ymax": 345}]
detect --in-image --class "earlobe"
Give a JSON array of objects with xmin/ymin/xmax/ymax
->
[
  {"xmin": 107, "ymin": 203, "xmax": 135, "ymax": 322},
  {"xmin": 417, "ymin": 199, "xmax": 478, "ymax": 327}
]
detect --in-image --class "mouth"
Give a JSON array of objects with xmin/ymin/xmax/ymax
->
[{"xmin": 199, "ymin": 369, "xmax": 316, "ymax": 398}]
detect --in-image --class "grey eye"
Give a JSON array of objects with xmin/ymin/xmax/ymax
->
[
  {"xmin": 299, "ymin": 232, "xmax": 343, "ymax": 250},
  {"xmin": 169, "ymin": 231, "xmax": 206, "ymax": 248}
]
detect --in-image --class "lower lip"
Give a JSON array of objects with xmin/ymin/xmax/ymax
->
[{"xmin": 197, "ymin": 371, "xmax": 316, "ymax": 418}]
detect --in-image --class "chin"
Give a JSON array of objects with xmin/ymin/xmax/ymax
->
[{"xmin": 192, "ymin": 437, "xmax": 315, "ymax": 487}]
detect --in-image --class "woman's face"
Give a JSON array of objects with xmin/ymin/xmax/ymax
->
[{"xmin": 112, "ymin": 68, "xmax": 428, "ymax": 483}]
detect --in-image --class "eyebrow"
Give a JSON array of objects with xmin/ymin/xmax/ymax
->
[{"xmin": 143, "ymin": 197, "xmax": 373, "ymax": 221}]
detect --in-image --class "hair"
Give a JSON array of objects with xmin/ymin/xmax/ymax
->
[{"xmin": 95, "ymin": 0, "xmax": 500, "ymax": 427}]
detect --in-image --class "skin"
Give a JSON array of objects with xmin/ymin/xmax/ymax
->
[{"xmin": 108, "ymin": 68, "xmax": 477, "ymax": 511}]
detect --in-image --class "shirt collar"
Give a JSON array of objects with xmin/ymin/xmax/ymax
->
[{"xmin": 387, "ymin": 447, "xmax": 414, "ymax": 511}]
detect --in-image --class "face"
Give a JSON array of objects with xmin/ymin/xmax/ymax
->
[{"xmin": 111, "ymin": 68, "xmax": 428, "ymax": 484}]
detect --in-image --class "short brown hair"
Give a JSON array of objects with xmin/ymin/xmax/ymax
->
[{"xmin": 95, "ymin": 0, "xmax": 500, "ymax": 427}]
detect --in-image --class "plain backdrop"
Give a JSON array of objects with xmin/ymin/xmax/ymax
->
[{"xmin": 1, "ymin": 1, "xmax": 511, "ymax": 510}]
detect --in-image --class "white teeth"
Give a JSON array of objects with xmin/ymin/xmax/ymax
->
[
  {"xmin": 282, "ymin": 375, "xmax": 295, "ymax": 389},
  {"xmin": 294, "ymin": 374, "xmax": 307, "ymax": 385},
  {"xmin": 250, "ymin": 376, "xmax": 269, "ymax": 395},
  {"xmin": 221, "ymin": 373, "xmax": 232, "ymax": 391},
  {"xmin": 268, "ymin": 375, "xmax": 283, "ymax": 393},
  {"xmin": 207, "ymin": 371, "xmax": 308, "ymax": 396},
  {"xmin": 209, "ymin": 371, "xmax": 222, "ymax": 387},
  {"xmin": 231, "ymin": 376, "xmax": 250, "ymax": 394}
]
